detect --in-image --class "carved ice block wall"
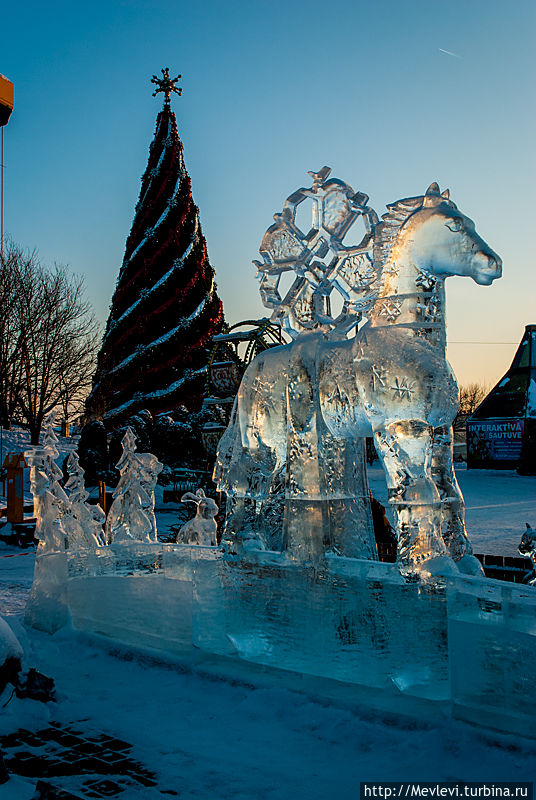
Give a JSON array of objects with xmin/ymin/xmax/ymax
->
[
  {"xmin": 447, "ymin": 575, "xmax": 536, "ymax": 738},
  {"xmin": 53, "ymin": 544, "xmax": 536, "ymax": 738},
  {"xmin": 192, "ymin": 552, "xmax": 449, "ymax": 702}
]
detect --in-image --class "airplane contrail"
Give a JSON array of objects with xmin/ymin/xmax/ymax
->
[{"xmin": 439, "ymin": 48, "xmax": 463, "ymax": 59}]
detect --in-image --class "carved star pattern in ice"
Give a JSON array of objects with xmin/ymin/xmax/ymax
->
[
  {"xmin": 374, "ymin": 431, "xmax": 398, "ymax": 458},
  {"xmin": 294, "ymin": 298, "xmax": 315, "ymax": 323},
  {"xmin": 383, "ymin": 263, "xmax": 400, "ymax": 279},
  {"xmin": 371, "ymin": 364, "xmax": 387, "ymax": 392},
  {"xmin": 391, "ymin": 377, "xmax": 417, "ymax": 400},
  {"xmin": 415, "ymin": 268, "xmax": 437, "ymax": 292},
  {"xmin": 326, "ymin": 384, "xmax": 350, "ymax": 408},
  {"xmin": 378, "ymin": 298, "xmax": 402, "ymax": 322}
]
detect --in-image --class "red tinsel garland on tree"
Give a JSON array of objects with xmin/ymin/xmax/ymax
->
[{"xmin": 86, "ymin": 102, "xmax": 224, "ymax": 424}]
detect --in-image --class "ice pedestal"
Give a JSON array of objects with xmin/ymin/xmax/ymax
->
[
  {"xmin": 25, "ymin": 552, "xmax": 70, "ymax": 634},
  {"xmin": 447, "ymin": 575, "xmax": 536, "ymax": 738},
  {"xmin": 65, "ymin": 543, "xmax": 220, "ymax": 656},
  {"xmin": 193, "ymin": 551, "xmax": 450, "ymax": 702},
  {"xmin": 28, "ymin": 541, "xmax": 536, "ymax": 738}
]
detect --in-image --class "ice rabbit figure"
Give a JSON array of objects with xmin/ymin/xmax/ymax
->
[{"xmin": 177, "ymin": 489, "xmax": 218, "ymax": 546}]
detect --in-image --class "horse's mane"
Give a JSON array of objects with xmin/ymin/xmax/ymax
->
[{"xmin": 373, "ymin": 196, "xmax": 423, "ymax": 271}]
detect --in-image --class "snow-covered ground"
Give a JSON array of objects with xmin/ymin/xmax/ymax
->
[
  {"xmin": 0, "ymin": 428, "xmax": 535, "ymax": 796},
  {"xmin": 368, "ymin": 463, "xmax": 536, "ymax": 556}
]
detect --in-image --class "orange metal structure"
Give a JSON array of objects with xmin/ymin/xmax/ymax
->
[
  {"xmin": 3, "ymin": 453, "xmax": 27, "ymax": 523},
  {"xmin": 0, "ymin": 74, "xmax": 14, "ymax": 126}
]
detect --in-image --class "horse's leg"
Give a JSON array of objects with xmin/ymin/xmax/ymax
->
[
  {"xmin": 373, "ymin": 419, "xmax": 458, "ymax": 577},
  {"xmin": 321, "ymin": 431, "xmax": 378, "ymax": 559},
  {"xmin": 431, "ymin": 425, "xmax": 484, "ymax": 575},
  {"xmin": 283, "ymin": 337, "xmax": 328, "ymax": 561},
  {"xmin": 318, "ymin": 338, "xmax": 377, "ymax": 559},
  {"xmin": 215, "ymin": 352, "xmax": 286, "ymax": 552}
]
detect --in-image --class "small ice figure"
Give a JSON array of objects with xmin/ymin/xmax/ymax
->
[
  {"xmin": 63, "ymin": 451, "xmax": 106, "ymax": 549},
  {"xmin": 106, "ymin": 428, "xmax": 163, "ymax": 544},
  {"xmin": 176, "ymin": 489, "xmax": 218, "ymax": 546},
  {"xmin": 25, "ymin": 413, "xmax": 69, "ymax": 553},
  {"xmin": 518, "ymin": 523, "xmax": 536, "ymax": 585}
]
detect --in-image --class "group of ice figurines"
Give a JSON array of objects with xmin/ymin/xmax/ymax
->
[{"xmin": 29, "ymin": 168, "xmax": 535, "ymax": 584}]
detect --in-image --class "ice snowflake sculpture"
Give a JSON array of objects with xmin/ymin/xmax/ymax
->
[
  {"xmin": 63, "ymin": 451, "xmax": 106, "ymax": 549},
  {"xmin": 217, "ymin": 170, "xmax": 384, "ymax": 560},
  {"xmin": 25, "ymin": 414, "xmax": 69, "ymax": 553},
  {"xmin": 254, "ymin": 166, "xmax": 379, "ymax": 338},
  {"xmin": 105, "ymin": 428, "xmax": 163, "ymax": 544},
  {"xmin": 176, "ymin": 489, "xmax": 218, "ymax": 546},
  {"xmin": 216, "ymin": 179, "xmax": 502, "ymax": 577}
]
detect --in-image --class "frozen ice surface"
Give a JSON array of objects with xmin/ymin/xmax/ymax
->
[
  {"xmin": 193, "ymin": 552, "xmax": 449, "ymax": 701},
  {"xmin": 217, "ymin": 179, "xmax": 502, "ymax": 576},
  {"xmin": 65, "ymin": 543, "xmax": 221, "ymax": 655}
]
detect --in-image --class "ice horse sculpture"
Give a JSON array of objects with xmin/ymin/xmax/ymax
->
[
  {"xmin": 23, "ymin": 181, "xmax": 536, "ymax": 740},
  {"xmin": 216, "ymin": 174, "xmax": 502, "ymax": 577}
]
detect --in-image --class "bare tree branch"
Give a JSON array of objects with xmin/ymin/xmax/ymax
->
[
  {"xmin": 453, "ymin": 382, "xmax": 489, "ymax": 434},
  {"xmin": 0, "ymin": 240, "xmax": 101, "ymax": 443}
]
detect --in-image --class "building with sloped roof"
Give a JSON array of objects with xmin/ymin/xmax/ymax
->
[{"xmin": 467, "ymin": 325, "xmax": 536, "ymax": 472}]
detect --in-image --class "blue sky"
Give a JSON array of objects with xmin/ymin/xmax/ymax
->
[{"xmin": 1, "ymin": 0, "xmax": 534, "ymax": 386}]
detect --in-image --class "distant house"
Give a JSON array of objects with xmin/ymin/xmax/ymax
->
[{"xmin": 467, "ymin": 325, "xmax": 536, "ymax": 472}]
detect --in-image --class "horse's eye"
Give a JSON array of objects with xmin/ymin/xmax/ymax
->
[{"xmin": 446, "ymin": 218, "xmax": 463, "ymax": 232}]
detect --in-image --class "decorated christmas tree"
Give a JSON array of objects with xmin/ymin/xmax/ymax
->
[{"xmin": 86, "ymin": 69, "xmax": 224, "ymax": 425}]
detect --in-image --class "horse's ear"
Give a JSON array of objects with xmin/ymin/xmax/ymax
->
[
  {"xmin": 441, "ymin": 188, "xmax": 450, "ymax": 200},
  {"xmin": 423, "ymin": 182, "xmax": 441, "ymax": 207}
]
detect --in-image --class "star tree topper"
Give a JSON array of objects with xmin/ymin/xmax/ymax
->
[{"xmin": 151, "ymin": 67, "xmax": 182, "ymax": 105}]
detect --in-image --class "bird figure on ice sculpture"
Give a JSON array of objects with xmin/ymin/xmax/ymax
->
[{"xmin": 216, "ymin": 177, "xmax": 502, "ymax": 579}]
